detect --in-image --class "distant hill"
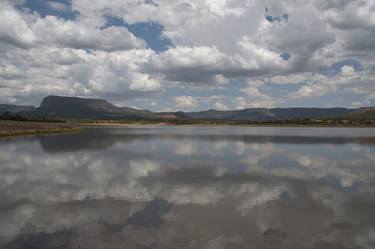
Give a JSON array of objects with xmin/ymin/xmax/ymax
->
[
  {"xmin": 1, "ymin": 95, "xmax": 374, "ymax": 121},
  {"xmin": 22, "ymin": 95, "xmax": 156, "ymax": 119},
  {"xmin": 342, "ymin": 107, "xmax": 375, "ymax": 120},
  {"xmin": 0, "ymin": 104, "xmax": 36, "ymax": 114},
  {"xmin": 177, "ymin": 107, "xmax": 354, "ymax": 121}
]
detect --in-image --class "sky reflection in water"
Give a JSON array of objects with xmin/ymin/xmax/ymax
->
[{"xmin": 0, "ymin": 126, "xmax": 375, "ymax": 249}]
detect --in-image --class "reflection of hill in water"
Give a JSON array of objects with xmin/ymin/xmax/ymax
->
[
  {"xmin": 37, "ymin": 131, "xmax": 119, "ymax": 153},
  {"xmin": 37, "ymin": 128, "xmax": 375, "ymax": 153}
]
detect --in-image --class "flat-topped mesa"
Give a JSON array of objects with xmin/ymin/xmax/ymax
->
[
  {"xmin": 31, "ymin": 95, "xmax": 155, "ymax": 119},
  {"xmin": 41, "ymin": 95, "xmax": 110, "ymax": 108},
  {"xmin": 40, "ymin": 95, "xmax": 118, "ymax": 115}
]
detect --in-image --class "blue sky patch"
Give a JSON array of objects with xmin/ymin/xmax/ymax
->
[
  {"xmin": 326, "ymin": 59, "xmax": 363, "ymax": 76},
  {"xmin": 21, "ymin": 0, "xmax": 77, "ymax": 20},
  {"xmin": 106, "ymin": 17, "xmax": 173, "ymax": 52},
  {"xmin": 280, "ymin": 52, "xmax": 291, "ymax": 61},
  {"xmin": 265, "ymin": 7, "xmax": 288, "ymax": 23}
]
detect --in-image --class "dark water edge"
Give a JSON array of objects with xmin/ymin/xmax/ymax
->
[{"xmin": 0, "ymin": 126, "xmax": 374, "ymax": 249}]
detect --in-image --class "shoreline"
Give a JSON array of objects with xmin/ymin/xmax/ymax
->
[
  {"xmin": 0, "ymin": 121, "xmax": 81, "ymax": 139},
  {"xmin": 76, "ymin": 122, "xmax": 375, "ymax": 128},
  {"xmin": 1, "ymin": 120, "xmax": 374, "ymax": 139}
]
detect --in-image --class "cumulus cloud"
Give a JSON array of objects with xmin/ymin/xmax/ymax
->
[
  {"xmin": 0, "ymin": 0, "xmax": 374, "ymax": 108},
  {"xmin": 32, "ymin": 16, "xmax": 146, "ymax": 51},
  {"xmin": 0, "ymin": 47, "xmax": 163, "ymax": 105},
  {"xmin": 288, "ymin": 65, "xmax": 375, "ymax": 99},
  {"xmin": 239, "ymin": 86, "xmax": 283, "ymax": 108},
  {"xmin": 0, "ymin": 63, "xmax": 21, "ymax": 79},
  {"xmin": 234, "ymin": 96, "xmax": 248, "ymax": 110},
  {"xmin": 212, "ymin": 101, "xmax": 229, "ymax": 110},
  {"xmin": 148, "ymin": 46, "xmax": 232, "ymax": 84},
  {"xmin": 173, "ymin": 95, "xmax": 198, "ymax": 109},
  {"xmin": 0, "ymin": 2, "xmax": 36, "ymax": 48}
]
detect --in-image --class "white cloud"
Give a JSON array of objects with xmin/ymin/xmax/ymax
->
[
  {"xmin": 0, "ymin": 0, "xmax": 375, "ymax": 108},
  {"xmin": 289, "ymin": 66, "xmax": 375, "ymax": 99},
  {"xmin": 291, "ymin": 83, "xmax": 335, "ymax": 99},
  {"xmin": 205, "ymin": 95, "xmax": 229, "ymax": 110},
  {"xmin": 148, "ymin": 46, "xmax": 233, "ymax": 84},
  {"xmin": 270, "ymin": 73, "xmax": 310, "ymax": 85},
  {"xmin": 128, "ymin": 73, "xmax": 161, "ymax": 92},
  {"xmin": 173, "ymin": 95, "xmax": 198, "ymax": 109},
  {"xmin": 241, "ymin": 86, "xmax": 269, "ymax": 99},
  {"xmin": 70, "ymin": 0, "xmax": 335, "ymax": 77},
  {"xmin": 0, "ymin": 47, "xmax": 162, "ymax": 104},
  {"xmin": 351, "ymin": 101, "xmax": 362, "ymax": 108},
  {"xmin": 0, "ymin": 63, "xmax": 21, "ymax": 79},
  {"xmin": 0, "ymin": 2, "xmax": 36, "ymax": 48},
  {"xmin": 234, "ymin": 96, "xmax": 247, "ymax": 110},
  {"xmin": 212, "ymin": 101, "xmax": 229, "ymax": 110},
  {"xmin": 239, "ymin": 86, "xmax": 283, "ymax": 108},
  {"xmin": 341, "ymin": 65, "xmax": 356, "ymax": 76},
  {"xmin": 32, "ymin": 16, "xmax": 146, "ymax": 51},
  {"xmin": 236, "ymin": 37, "xmax": 285, "ymax": 70}
]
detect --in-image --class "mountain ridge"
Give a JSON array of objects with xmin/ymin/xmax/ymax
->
[
  {"xmin": 1, "ymin": 95, "xmax": 374, "ymax": 121},
  {"xmin": 0, "ymin": 104, "xmax": 36, "ymax": 114}
]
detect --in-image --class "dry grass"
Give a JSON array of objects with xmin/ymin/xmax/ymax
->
[{"xmin": 0, "ymin": 121, "xmax": 81, "ymax": 138}]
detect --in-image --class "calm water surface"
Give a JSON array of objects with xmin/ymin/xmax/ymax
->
[{"xmin": 0, "ymin": 126, "xmax": 375, "ymax": 249}]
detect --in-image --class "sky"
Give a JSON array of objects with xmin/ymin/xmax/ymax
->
[{"xmin": 0, "ymin": 0, "xmax": 374, "ymax": 111}]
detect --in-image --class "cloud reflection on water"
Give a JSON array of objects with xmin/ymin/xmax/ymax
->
[{"xmin": 0, "ymin": 126, "xmax": 375, "ymax": 249}]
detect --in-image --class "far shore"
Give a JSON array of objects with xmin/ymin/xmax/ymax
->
[
  {"xmin": 1, "ymin": 120, "xmax": 374, "ymax": 139},
  {"xmin": 75, "ymin": 122, "xmax": 375, "ymax": 128},
  {"xmin": 72, "ymin": 120, "xmax": 375, "ymax": 128},
  {"xmin": 0, "ymin": 120, "xmax": 81, "ymax": 138}
]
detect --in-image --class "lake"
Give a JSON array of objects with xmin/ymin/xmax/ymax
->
[{"xmin": 0, "ymin": 126, "xmax": 375, "ymax": 249}]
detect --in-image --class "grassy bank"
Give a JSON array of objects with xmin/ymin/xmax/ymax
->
[{"xmin": 0, "ymin": 121, "xmax": 81, "ymax": 138}]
